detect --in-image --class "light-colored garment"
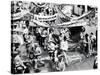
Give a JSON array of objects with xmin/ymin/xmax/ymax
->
[
  {"xmin": 61, "ymin": 29, "xmax": 65, "ymax": 34},
  {"xmin": 60, "ymin": 40, "xmax": 68, "ymax": 51},
  {"xmin": 48, "ymin": 33, "xmax": 53, "ymax": 42},
  {"xmin": 35, "ymin": 47, "xmax": 42, "ymax": 55},
  {"xmin": 27, "ymin": 35, "xmax": 33, "ymax": 43},
  {"xmin": 14, "ymin": 55, "xmax": 26, "ymax": 68},
  {"xmin": 57, "ymin": 61, "xmax": 65, "ymax": 71},
  {"xmin": 65, "ymin": 32, "xmax": 70, "ymax": 39},
  {"xmin": 18, "ymin": 45, "xmax": 27, "ymax": 57},
  {"xmin": 15, "ymin": 55, "xmax": 22, "ymax": 65},
  {"xmin": 91, "ymin": 35, "xmax": 96, "ymax": 42},
  {"xmin": 80, "ymin": 32, "xmax": 84, "ymax": 39},
  {"xmin": 41, "ymin": 30, "xmax": 47, "ymax": 37},
  {"xmin": 13, "ymin": 34, "xmax": 24, "ymax": 45},
  {"xmin": 23, "ymin": 28, "xmax": 28, "ymax": 34},
  {"xmin": 49, "ymin": 42, "xmax": 56, "ymax": 50}
]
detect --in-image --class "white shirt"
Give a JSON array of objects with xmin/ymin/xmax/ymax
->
[
  {"xmin": 23, "ymin": 28, "xmax": 28, "ymax": 34},
  {"xmin": 13, "ymin": 34, "xmax": 24, "ymax": 45},
  {"xmin": 58, "ymin": 60, "xmax": 65, "ymax": 71},
  {"xmin": 49, "ymin": 43, "xmax": 56, "ymax": 50},
  {"xmin": 48, "ymin": 33, "xmax": 53, "ymax": 42},
  {"xmin": 80, "ymin": 32, "xmax": 84, "ymax": 39},
  {"xmin": 18, "ymin": 45, "xmax": 27, "ymax": 56},
  {"xmin": 91, "ymin": 35, "xmax": 96, "ymax": 42},
  {"xmin": 60, "ymin": 40, "xmax": 68, "ymax": 51},
  {"xmin": 14, "ymin": 55, "xmax": 24, "ymax": 66},
  {"xmin": 35, "ymin": 47, "xmax": 42, "ymax": 55}
]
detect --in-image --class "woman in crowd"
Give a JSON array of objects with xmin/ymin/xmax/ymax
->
[
  {"xmin": 35, "ymin": 27, "xmax": 42, "ymax": 46},
  {"xmin": 47, "ymin": 41, "xmax": 57, "ymax": 60},
  {"xmin": 52, "ymin": 44, "xmax": 66, "ymax": 71},
  {"xmin": 84, "ymin": 33, "xmax": 91, "ymax": 57},
  {"xmin": 60, "ymin": 36, "xmax": 69, "ymax": 65},
  {"xmin": 60, "ymin": 36, "xmax": 68, "ymax": 52},
  {"xmin": 90, "ymin": 32, "xmax": 96, "ymax": 54},
  {"xmin": 41, "ymin": 28, "xmax": 48, "ymax": 48},
  {"xmin": 33, "ymin": 44, "xmax": 44, "ymax": 69},
  {"xmin": 48, "ymin": 28, "xmax": 54, "ymax": 42},
  {"xmin": 14, "ymin": 49, "xmax": 29, "ymax": 74}
]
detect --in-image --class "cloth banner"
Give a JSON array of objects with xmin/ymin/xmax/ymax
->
[{"xmin": 33, "ymin": 14, "xmax": 58, "ymax": 21}]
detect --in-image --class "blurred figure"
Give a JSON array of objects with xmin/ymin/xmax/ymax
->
[
  {"xmin": 41, "ymin": 29, "xmax": 48, "ymax": 47},
  {"xmin": 90, "ymin": 32, "xmax": 96, "ymax": 54},
  {"xmin": 34, "ymin": 44, "xmax": 44, "ymax": 69},
  {"xmin": 93, "ymin": 56, "xmax": 98, "ymax": 69},
  {"xmin": 48, "ymin": 28, "xmax": 54, "ymax": 42},
  {"xmin": 60, "ymin": 36, "xmax": 68, "ymax": 52},
  {"xmin": 14, "ymin": 53, "xmax": 27, "ymax": 74},
  {"xmin": 56, "ymin": 57, "xmax": 65, "ymax": 71},
  {"xmin": 84, "ymin": 33, "xmax": 91, "ymax": 57},
  {"xmin": 48, "ymin": 42, "xmax": 58, "ymax": 60}
]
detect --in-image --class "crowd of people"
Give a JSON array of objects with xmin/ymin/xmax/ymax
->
[
  {"xmin": 12, "ymin": 19, "xmax": 97, "ymax": 74},
  {"xmin": 11, "ymin": 1, "xmax": 97, "ymax": 74},
  {"xmin": 11, "ymin": 1, "xmax": 57, "ymax": 16},
  {"xmin": 79, "ymin": 30, "xmax": 97, "ymax": 57},
  {"xmin": 11, "ymin": 18, "xmax": 72, "ymax": 73}
]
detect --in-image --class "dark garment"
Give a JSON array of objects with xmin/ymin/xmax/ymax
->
[
  {"xmin": 48, "ymin": 51, "xmax": 54, "ymax": 59},
  {"xmin": 85, "ymin": 44, "xmax": 89, "ymax": 54},
  {"xmin": 24, "ymin": 68, "xmax": 30, "ymax": 73},
  {"xmin": 41, "ymin": 36, "xmax": 46, "ymax": 47},
  {"xmin": 52, "ymin": 34, "xmax": 60, "ymax": 44},
  {"xmin": 16, "ymin": 65, "xmax": 24, "ymax": 74},
  {"xmin": 23, "ymin": 62, "xmax": 31, "ymax": 73},
  {"xmin": 36, "ymin": 33, "xmax": 41, "ymax": 41},
  {"xmin": 93, "ymin": 59, "xmax": 97, "ymax": 69},
  {"xmin": 46, "ymin": 9, "xmax": 49, "ymax": 15},
  {"xmin": 14, "ymin": 43, "xmax": 20, "ymax": 49}
]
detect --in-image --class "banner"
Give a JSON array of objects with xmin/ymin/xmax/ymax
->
[
  {"xmin": 33, "ymin": 14, "xmax": 58, "ymax": 21},
  {"xmin": 11, "ymin": 11, "xmax": 30, "ymax": 20},
  {"xmin": 30, "ymin": 20, "xmax": 49, "ymax": 27},
  {"xmin": 55, "ymin": 20, "xmax": 87, "ymax": 28}
]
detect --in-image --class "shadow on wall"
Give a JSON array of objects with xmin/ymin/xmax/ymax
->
[{"xmin": 68, "ymin": 26, "xmax": 83, "ymax": 42}]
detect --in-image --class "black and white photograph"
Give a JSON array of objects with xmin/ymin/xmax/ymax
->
[{"xmin": 11, "ymin": 1, "xmax": 98, "ymax": 74}]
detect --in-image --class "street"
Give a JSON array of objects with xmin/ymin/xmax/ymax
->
[{"xmin": 65, "ymin": 56, "xmax": 95, "ymax": 71}]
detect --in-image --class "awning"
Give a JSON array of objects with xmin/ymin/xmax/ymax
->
[
  {"xmin": 53, "ymin": 10, "xmax": 94, "ymax": 27},
  {"xmin": 30, "ymin": 20, "xmax": 50, "ymax": 27},
  {"xmin": 52, "ymin": 20, "xmax": 87, "ymax": 28}
]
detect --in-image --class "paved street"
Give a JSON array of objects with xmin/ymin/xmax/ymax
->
[
  {"xmin": 40, "ymin": 56, "xmax": 95, "ymax": 73},
  {"xmin": 31, "ymin": 49, "xmax": 95, "ymax": 73},
  {"xmin": 31, "ymin": 41, "xmax": 96, "ymax": 73},
  {"xmin": 65, "ymin": 56, "xmax": 95, "ymax": 71}
]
